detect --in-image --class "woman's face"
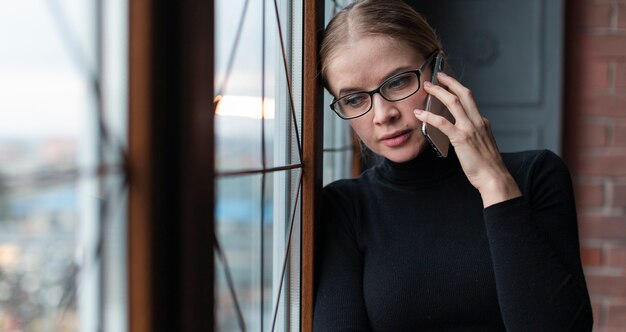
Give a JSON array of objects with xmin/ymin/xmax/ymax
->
[{"xmin": 326, "ymin": 35, "xmax": 431, "ymax": 163}]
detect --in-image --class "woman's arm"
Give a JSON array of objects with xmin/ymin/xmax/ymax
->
[
  {"xmin": 314, "ymin": 185, "xmax": 372, "ymax": 331},
  {"xmin": 414, "ymin": 72, "xmax": 522, "ymax": 208},
  {"xmin": 414, "ymin": 73, "xmax": 592, "ymax": 331},
  {"xmin": 483, "ymin": 150, "xmax": 592, "ymax": 331}
]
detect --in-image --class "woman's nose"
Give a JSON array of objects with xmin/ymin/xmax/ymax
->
[{"xmin": 371, "ymin": 93, "xmax": 400, "ymax": 124}]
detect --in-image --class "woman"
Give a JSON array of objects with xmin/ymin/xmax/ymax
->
[{"xmin": 314, "ymin": 1, "xmax": 593, "ymax": 331}]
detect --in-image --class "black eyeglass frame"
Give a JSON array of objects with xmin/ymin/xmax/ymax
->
[{"xmin": 329, "ymin": 51, "xmax": 439, "ymax": 120}]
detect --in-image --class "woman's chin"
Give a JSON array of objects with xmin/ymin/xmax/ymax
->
[{"xmin": 378, "ymin": 143, "xmax": 426, "ymax": 163}]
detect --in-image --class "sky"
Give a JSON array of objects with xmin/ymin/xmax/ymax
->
[
  {"xmin": 0, "ymin": 0, "xmax": 118, "ymax": 141},
  {"xmin": 0, "ymin": 0, "xmax": 285, "ymax": 141}
]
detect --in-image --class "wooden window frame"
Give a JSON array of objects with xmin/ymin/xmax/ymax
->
[
  {"xmin": 128, "ymin": 0, "xmax": 215, "ymax": 331},
  {"xmin": 302, "ymin": 0, "xmax": 325, "ymax": 331},
  {"xmin": 128, "ymin": 0, "xmax": 324, "ymax": 330}
]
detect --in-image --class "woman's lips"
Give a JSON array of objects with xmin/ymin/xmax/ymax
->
[{"xmin": 381, "ymin": 130, "xmax": 412, "ymax": 147}]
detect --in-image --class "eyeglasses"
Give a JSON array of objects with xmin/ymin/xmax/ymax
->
[{"xmin": 330, "ymin": 51, "xmax": 437, "ymax": 120}]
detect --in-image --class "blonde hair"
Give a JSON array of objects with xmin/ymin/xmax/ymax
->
[{"xmin": 319, "ymin": 0, "xmax": 443, "ymax": 86}]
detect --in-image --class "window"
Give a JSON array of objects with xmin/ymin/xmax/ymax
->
[
  {"xmin": 323, "ymin": 0, "xmax": 357, "ymax": 184},
  {"xmin": 214, "ymin": 0, "xmax": 304, "ymax": 330},
  {"xmin": 0, "ymin": 1, "xmax": 128, "ymax": 331}
]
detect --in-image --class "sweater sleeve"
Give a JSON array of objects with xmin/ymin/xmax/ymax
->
[
  {"xmin": 483, "ymin": 150, "xmax": 593, "ymax": 331},
  {"xmin": 314, "ymin": 184, "xmax": 372, "ymax": 332}
]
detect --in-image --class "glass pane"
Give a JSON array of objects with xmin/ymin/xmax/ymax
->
[
  {"xmin": 322, "ymin": 2, "xmax": 355, "ymax": 185},
  {"xmin": 215, "ymin": 174, "xmax": 270, "ymax": 331},
  {"xmin": 0, "ymin": 183, "xmax": 80, "ymax": 331},
  {"xmin": 0, "ymin": 1, "xmax": 128, "ymax": 331},
  {"xmin": 101, "ymin": 0, "xmax": 128, "ymax": 330},
  {"xmin": 215, "ymin": 0, "xmax": 301, "ymax": 172},
  {"xmin": 215, "ymin": 0, "xmax": 268, "ymax": 171},
  {"xmin": 100, "ymin": 174, "xmax": 127, "ymax": 332},
  {"xmin": 0, "ymin": 2, "xmax": 93, "ymax": 330},
  {"xmin": 323, "ymin": 91, "xmax": 355, "ymax": 185},
  {"xmin": 0, "ymin": 1, "xmax": 97, "ymax": 174},
  {"xmin": 215, "ymin": 168, "xmax": 301, "ymax": 331},
  {"xmin": 215, "ymin": 0, "xmax": 302, "ymax": 331},
  {"xmin": 285, "ymin": 168, "xmax": 301, "ymax": 331}
]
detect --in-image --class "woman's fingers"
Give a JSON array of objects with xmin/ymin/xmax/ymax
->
[
  {"xmin": 422, "ymin": 81, "xmax": 468, "ymax": 126},
  {"xmin": 413, "ymin": 108, "xmax": 456, "ymax": 137},
  {"xmin": 427, "ymin": 73, "xmax": 484, "ymax": 126}
]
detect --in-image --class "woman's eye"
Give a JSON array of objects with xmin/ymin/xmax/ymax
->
[
  {"xmin": 342, "ymin": 95, "xmax": 366, "ymax": 108},
  {"xmin": 386, "ymin": 75, "xmax": 411, "ymax": 90}
]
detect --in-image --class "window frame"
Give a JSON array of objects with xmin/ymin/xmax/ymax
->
[
  {"xmin": 127, "ymin": 0, "xmax": 324, "ymax": 331},
  {"xmin": 301, "ymin": 0, "xmax": 325, "ymax": 330},
  {"xmin": 128, "ymin": 0, "xmax": 215, "ymax": 331}
]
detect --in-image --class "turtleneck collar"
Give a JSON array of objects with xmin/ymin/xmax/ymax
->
[{"xmin": 375, "ymin": 145, "xmax": 463, "ymax": 186}]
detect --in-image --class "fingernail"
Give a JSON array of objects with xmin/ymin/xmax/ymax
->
[
  {"xmin": 437, "ymin": 71, "xmax": 447, "ymax": 78},
  {"xmin": 424, "ymin": 81, "xmax": 433, "ymax": 87},
  {"xmin": 413, "ymin": 109, "xmax": 423, "ymax": 115}
]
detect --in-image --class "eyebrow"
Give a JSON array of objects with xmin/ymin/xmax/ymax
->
[{"xmin": 336, "ymin": 64, "xmax": 418, "ymax": 97}]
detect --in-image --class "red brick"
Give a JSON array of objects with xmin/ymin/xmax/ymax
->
[
  {"xmin": 608, "ymin": 246, "xmax": 626, "ymax": 268},
  {"xmin": 617, "ymin": 63, "xmax": 626, "ymax": 88},
  {"xmin": 614, "ymin": 123, "xmax": 626, "ymax": 147},
  {"xmin": 576, "ymin": 153, "xmax": 626, "ymax": 176},
  {"xmin": 583, "ymin": 61, "xmax": 610, "ymax": 88},
  {"xmin": 575, "ymin": 182, "xmax": 605, "ymax": 207},
  {"xmin": 585, "ymin": 35, "xmax": 626, "ymax": 57},
  {"xmin": 614, "ymin": 183, "xmax": 626, "ymax": 207},
  {"xmin": 583, "ymin": 3, "xmax": 613, "ymax": 28},
  {"xmin": 619, "ymin": 4, "xmax": 626, "ymax": 29},
  {"xmin": 580, "ymin": 93, "xmax": 626, "ymax": 117},
  {"xmin": 591, "ymin": 299, "xmax": 604, "ymax": 329},
  {"xmin": 576, "ymin": 122, "xmax": 608, "ymax": 148},
  {"xmin": 581, "ymin": 246, "xmax": 604, "ymax": 266},
  {"xmin": 607, "ymin": 303, "xmax": 626, "ymax": 328},
  {"xmin": 596, "ymin": 327, "xmax": 625, "ymax": 332},
  {"xmin": 579, "ymin": 215, "xmax": 626, "ymax": 240},
  {"xmin": 578, "ymin": 34, "xmax": 595, "ymax": 60},
  {"xmin": 586, "ymin": 274, "xmax": 626, "ymax": 296}
]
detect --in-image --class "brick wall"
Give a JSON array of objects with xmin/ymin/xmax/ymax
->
[{"xmin": 564, "ymin": 0, "xmax": 626, "ymax": 330}]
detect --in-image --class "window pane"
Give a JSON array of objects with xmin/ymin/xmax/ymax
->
[
  {"xmin": 215, "ymin": 168, "xmax": 301, "ymax": 331},
  {"xmin": 0, "ymin": 1, "xmax": 128, "ymax": 331},
  {"xmin": 0, "ymin": 184, "xmax": 80, "ymax": 331},
  {"xmin": 215, "ymin": 0, "xmax": 302, "ymax": 331},
  {"xmin": 215, "ymin": 174, "xmax": 268, "ymax": 331},
  {"xmin": 101, "ymin": 0, "xmax": 128, "ymax": 330},
  {"xmin": 215, "ymin": 0, "xmax": 269, "ymax": 171},
  {"xmin": 215, "ymin": 0, "xmax": 302, "ymax": 172},
  {"xmin": 322, "ymin": 1, "xmax": 355, "ymax": 185},
  {"xmin": 0, "ymin": 1, "xmax": 92, "ymax": 330},
  {"xmin": 323, "ymin": 89, "xmax": 354, "ymax": 185}
]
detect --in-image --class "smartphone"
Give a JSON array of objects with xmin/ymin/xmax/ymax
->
[{"xmin": 422, "ymin": 52, "xmax": 454, "ymax": 158}]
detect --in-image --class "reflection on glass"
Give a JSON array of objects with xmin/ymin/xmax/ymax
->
[
  {"xmin": 215, "ymin": 96, "xmax": 275, "ymax": 170},
  {"xmin": 215, "ymin": 0, "xmax": 283, "ymax": 171}
]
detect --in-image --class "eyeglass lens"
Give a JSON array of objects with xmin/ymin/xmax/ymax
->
[{"xmin": 334, "ymin": 71, "xmax": 420, "ymax": 119}]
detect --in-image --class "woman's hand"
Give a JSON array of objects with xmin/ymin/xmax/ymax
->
[{"xmin": 413, "ymin": 72, "xmax": 522, "ymax": 208}]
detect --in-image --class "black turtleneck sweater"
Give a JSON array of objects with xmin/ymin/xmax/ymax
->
[{"xmin": 314, "ymin": 148, "xmax": 592, "ymax": 331}]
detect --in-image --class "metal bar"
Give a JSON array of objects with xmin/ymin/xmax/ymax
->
[
  {"xmin": 261, "ymin": 1, "xmax": 267, "ymax": 329},
  {"xmin": 215, "ymin": 163, "xmax": 303, "ymax": 178}
]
